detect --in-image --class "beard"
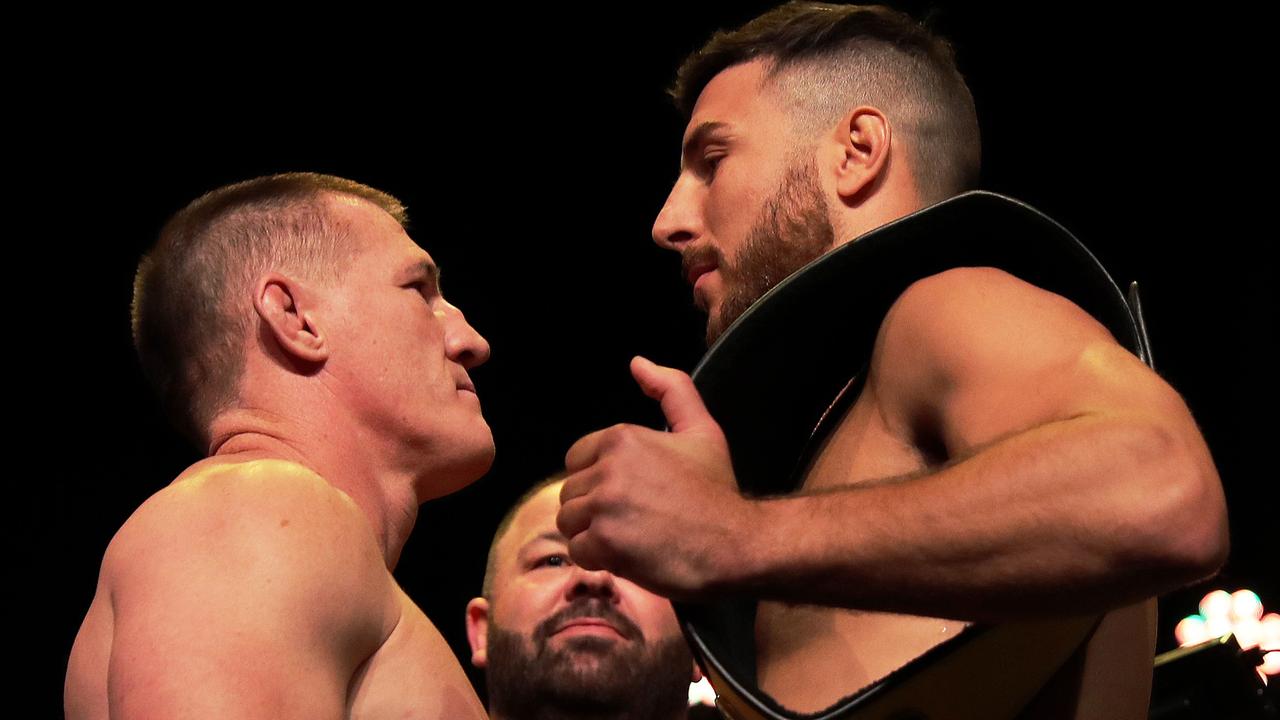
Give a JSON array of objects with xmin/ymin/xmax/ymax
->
[
  {"xmin": 702, "ymin": 157, "xmax": 836, "ymax": 345},
  {"xmin": 484, "ymin": 599, "xmax": 693, "ymax": 720}
]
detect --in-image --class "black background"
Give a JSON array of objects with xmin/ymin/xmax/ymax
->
[{"xmin": 26, "ymin": 3, "xmax": 1275, "ymax": 714}]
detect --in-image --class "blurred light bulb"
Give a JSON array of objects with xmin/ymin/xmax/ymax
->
[
  {"xmin": 1231, "ymin": 589, "xmax": 1263, "ymax": 623},
  {"xmin": 1175, "ymin": 615, "xmax": 1208, "ymax": 647},
  {"xmin": 689, "ymin": 677, "xmax": 716, "ymax": 707},
  {"xmin": 1200, "ymin": 590, "xmax": 1232, "ymax": 622},
  {"xmin": 1234, "ymin": 618, "xmax": 1263, "ymax": 651}
]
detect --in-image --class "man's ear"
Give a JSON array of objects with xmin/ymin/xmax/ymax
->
[
  {"xmin": 252, "ymin": 273, "xmax": 329, "ymax": 365},
  {"xmin": 691, "ymin": 659, "xmax": 704, "ymax": 683},
  {"xmin": 465, "ymin": 597, "xmax": 490, "ymax": 668},
  {"xmin": 831, "ymin": 106, "xmax": 892, "ymax": 202}
]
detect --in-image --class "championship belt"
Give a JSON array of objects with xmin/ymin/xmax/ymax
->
[{"xmin": 679, "ymin": 191, "xmax": 1153, "ymax": 719}]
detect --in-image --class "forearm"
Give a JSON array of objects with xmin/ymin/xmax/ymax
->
[{"xmin": 729, "ymin": 413, "xmax": 1228, "ymax": 621}]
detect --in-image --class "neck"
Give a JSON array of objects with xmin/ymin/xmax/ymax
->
[
  {"xmin": 831, "ymin": 166, "xmax": 928, "ymax": 249},
  {"xmin": 207, "ymin": 407, "xmax": 422, "ymax": 569}
]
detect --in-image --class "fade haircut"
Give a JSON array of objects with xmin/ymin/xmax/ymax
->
[
  {"xmin": 671, "ymin": 2, "xmax": 980, "ymax": 203},
  {"xmin": 131, "ymin": 172, "xmax": 408, "ymax": 447},
  {"xmin": 482, "ymin": 474, "xmax": 566, "ymax": 599}
]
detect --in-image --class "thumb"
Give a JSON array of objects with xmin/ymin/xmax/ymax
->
[{"xmin": 631, "ymin": 356, "xmax": 718, "ymax": 435}]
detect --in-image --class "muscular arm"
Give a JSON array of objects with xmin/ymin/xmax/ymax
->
[
  {"xmin": 101, "ymin": 461, "xmax": 398, "ymax": 719},
  {"xmin": 560, "ymin": 268, "xmax": 1228, "ymax": 622},
  {"xmin": 737, "ymin": 270, "xmax": 1228, "ymax": 618}
]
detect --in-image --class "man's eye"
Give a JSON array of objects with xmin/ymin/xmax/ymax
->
[{"xmin": 535, "ymin": 554, "xmax": 569, "ymax": 569}]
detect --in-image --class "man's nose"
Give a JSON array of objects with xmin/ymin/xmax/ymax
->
[
  {"xmin": 442, "ymin": 301, "xmax": 491, "ymax": 369},
  {"xmin": 566, "ymin": 565, "xmax": 619, "ymax": 602},
  {"xmin": 652, "ymin": 175, "xmax": 700, "ymax": 252}
]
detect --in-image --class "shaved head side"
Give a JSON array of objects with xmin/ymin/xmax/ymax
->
[
  {"xmin": 132, "ymin": 172, "xmax": 408, "ymax": 447},
  {"xmin": 671, "ymin": 2, "xmax": 980, "ymax": 203}
]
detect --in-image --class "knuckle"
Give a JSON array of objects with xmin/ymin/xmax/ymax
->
[
  {"xmin": 571, "ymin": 535, "xmax": 609, "ymax": 571},
  {"xmin": 555, "ymin": 506, "xmax": 575, "ymax": 536},
  {"xmin": 590, "ymin": 471, "xmax": 624, "ymax": 506},
  {"xmin": 601, "ymin": 423, "xmax": 641, "ymax": 450},
  {"xmin": 558, "ymin": 476, "xmax": 582, "ymax": 503},
  {"xmin": 674, "ymin": 370, "xmax": 696, "ymax": 393}
]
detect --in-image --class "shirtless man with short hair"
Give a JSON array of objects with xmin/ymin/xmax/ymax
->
[
  {"xmin": 557, "ymin": 4, "xmax": 1230, "ymax": 717},
  {"xmin": 65, "ymin": 173, "xmax": 492, "ymax": 719}
]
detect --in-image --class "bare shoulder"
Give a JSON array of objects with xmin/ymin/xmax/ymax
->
[
  {"xmin": 97, "ymin": 459, "xmax": 399, "ymax": 717},
  {"xmin": 106, "ymin": 458, "xmax": 391, "ymax": 600},
  {"xmin": 874, "ymin": 266, "xmax": 1117, "ymax": 367},
  {"xmin": 869, "ymin": 267, "xmax": 1180, "ymax": 450}
]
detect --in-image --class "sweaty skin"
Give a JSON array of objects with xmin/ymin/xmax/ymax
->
[
  {"xmin": 65, "ymin": 459, "xmax": 487, "ymax": 720},
  {"xmin": 558, "ymin": 268, "xmax": 1226, "ymax": 718}
]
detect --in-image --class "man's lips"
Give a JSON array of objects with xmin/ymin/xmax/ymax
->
[
  {"xmin": 553, "ymin": 618, "xmax": 625, "ymax": 639},
  {"xmin": 685, "ymin": 260, "xmax": 717, "ymax": 287},
  {"xmin": 535, "ymin": 599, "xmax": 643, "ymax": 645}
]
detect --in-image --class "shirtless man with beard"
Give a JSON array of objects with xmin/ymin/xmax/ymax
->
[{"xmin": 556, "ymin": 4, "xmax": 1229, "ymax": 717}]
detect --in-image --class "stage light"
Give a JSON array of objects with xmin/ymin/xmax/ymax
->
[
  {"xmin": 1261, "ymin": 613, "xmax": 1280, "ymax": 647},
  {"xmin": 1199, "ymin": 589, "xmax": 1232, "ymax": 620},
  {"xmin": 1177, "ymin": 588, "xmax": 1278, "ymax": 682},
  {"xmin": 1233, "ymin": 617, "xmax": 1262, "ymax": 651},
  {"xmin": 1263, "ymin": 652, "xmax": 1280, "ymax": 677},
  {"xmin": 1230, "ymin": 589, "xmax": 1263, "ymax": 623},
  {"xmin": 1175, "ymin": 614, "xmax": 1208, "ymax": 646},
  {"xmin": 689, "ymin": 677, "xmax": 716, "ymax": 707}
]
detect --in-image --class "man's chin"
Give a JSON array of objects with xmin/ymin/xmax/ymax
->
[
  {"xmin": 539, "ymin": 642, "xmax": 638, "ymax": 699},
  {"xmin": 418, "ymin": 436, "xmax": 495, "ymax": 500},
  {"xmin": 704, "ymin": 288, "xmax": 748, "ymax": 346},
  {"xmin": 485, "ymin": 624, "xmax": 693, "ymax": 719},
  {"xmin": 705, "ymin": 310, "xmax": 730, "ymax": 346}
]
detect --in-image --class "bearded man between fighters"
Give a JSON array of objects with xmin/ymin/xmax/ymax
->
[{"xmin": 466, "ymin": 476, "xmax": 701, "ymax": 720}]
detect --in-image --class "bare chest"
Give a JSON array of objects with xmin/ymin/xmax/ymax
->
[
  {"xmin": 750, "ymin": 390, "xmax": 1153, "ymax": 717},
  {"xmin": 755, "ymin": 390, "xmax": 967, "ymax": 712}
]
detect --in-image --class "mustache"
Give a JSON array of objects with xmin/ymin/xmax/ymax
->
[
  {"xmin": 533, "ymin": 598, "xmax": 644, "ymax": 645},
  {"xmin": 681, "ymin": 245, "xmax": 724, "ymax": 283}
]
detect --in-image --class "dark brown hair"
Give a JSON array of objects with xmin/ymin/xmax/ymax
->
[
  {"xmin": 672, "ymin": 2, "xmax": 980, "ymax": 201},
  {"xmin": 132, "ymin": 172, "xmax": 408, "ymax": 447}
]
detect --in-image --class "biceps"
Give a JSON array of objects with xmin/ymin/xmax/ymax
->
[
  {"xmin": 872, "ymin": 268, "xmax": 1172, "ymax": 452},
  {"xmin": 942, "ymin": 339, "xmax": 1174, "ymax": 451},
  {"xmin": 107, "ymin": 594, "xmax": 354, "ymax": 720},
  {"xmin": 103, "ymin": 548, "xmax": 388, "ymax": 720}
]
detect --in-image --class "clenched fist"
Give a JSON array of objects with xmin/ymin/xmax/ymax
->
[{"xmin": 557, "ymin": 356, "xmax": 763, "ymax": 599}]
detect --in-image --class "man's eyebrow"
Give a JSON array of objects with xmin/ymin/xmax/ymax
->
[
  {"xmin": 681, "ymin": 121, "xmax": 729, "ymax": 166},
  {"xmin": 403, "ymin": 260, "xmax": 441, "ymax": 289},
  {"xmin": 519, "ymin": 530, "xmax": 568, "ymax": 552}
]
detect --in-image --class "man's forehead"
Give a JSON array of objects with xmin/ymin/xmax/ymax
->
[
  {"xmin": 323, "ymin": 191, "xmax": 395, "ymax": 221},
  {"xmin": 501, "ymin": 482, "xmax": 565, "ymax": 556},
  {"xmin": 321, "ymin": 193, "xmax": 438, "ymax": 271},
  {"xmin": 684, "ymin": 60, "xmax": 773, "ymax": 139},
  {"xmin": 322, "ymin": 192, "xmax": 411, "ymax": 243}
]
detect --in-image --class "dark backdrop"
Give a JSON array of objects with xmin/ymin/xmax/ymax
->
[{"xmin": 27, "ymin": 3, "xmax": 1275, "ymax": 714}]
